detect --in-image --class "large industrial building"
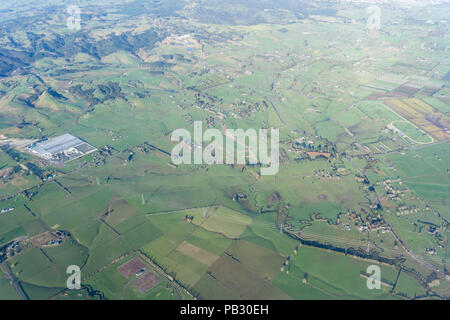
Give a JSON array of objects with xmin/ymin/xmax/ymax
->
[{"xmin": 26, "ymin": 133, "xmax": 97, "ymax": 164}]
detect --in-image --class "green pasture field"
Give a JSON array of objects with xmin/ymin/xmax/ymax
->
[
  {"xmin": 84, "ymin": 252, "xmax": 178, "ymax": 300},
  {"xmin": 22, "ymin": 219, "xmax": 48, "ymax": 237},
  {"xmin": 184, "ymin": 227, "xmax": 232, "ymax": 257},
  {"xmin": 244, "ymin": 214, "xmax": 298, "ymax": 257},
  {"xmin": 382, "ymin": 212, "xmax": 447, "ymax": 273},
  {"xmin": 293, "ymin": 219, "xmax": 365, "ymax": 249},
  {"xmin": 394, "ymin": 270, "xmax": 428, "ymax": 299},
  {"xmin": 383, "ymin": 143, "xmax": 450, "ymax": 221},
  {"xmin": 8, "ymin": 236, "xmax": 88, "ymax": 289},
  {"xmin": 192, "ymin": 273, "xmax": 241, "ymax": 300},
  {"xmin": 39, "ymin": 187, "xmax": 115, "ymax": 232},
  {"xmin": 0, "ymin": 149, "xmax": 16, "ymax": 167},
  {"xmin": 41, "ymin": 239, "xmax": 89, "ymax": 276},
  {"xmin": 120, "ymin": 218, "xmax": 164, "ymax": 248},
  {"xmin": 141, "ymin": 211, "xmax": 198, "ymax": 259},
  {"xmin": 122, "ymin": 280, "xmax": 178, "ymax": 300},
  {"xmin": 139, "ymin": 207, "xmax": 289, "ymax": 297},
  {"xmin": 420, "ymin": 97, "xmax": 450, "ymax": 114},
  {"xmin": 84, "ymin": 255, "xmax": 132, "ymax": 300},
  {"xmin": 52, "ymin": 288, "xmax": 102, "ymax": 300},
  {"xmin": 256, "ymin": 162, "xmax": 367, "ymax": 223},
  {"xmin": 82, "ymin": 237, "xmax": 132, "ymax": 277},
  {"xmin": 9, "ymin": 248, "xmax": 64, "ymax": 287},
  {"xmin": 0, "ymin": 197, "xmax": 33, "ymax": 245},
  {"xmin": 201, "ymin": 254, "xmax": 290, "ymax": 299},
  {"xmin": 161, "ymin": 250, "xmax": 208, "ymax": 287},
  {"xmin": 0, "ymin": 172, "xmax": 40, "ymax": 200},
  {"xmin": 0, "ymin": 278, "xmax": 19, "ymax": 300},
  {"xmin": 279, "ymin": 245, "xmax": 400, "ymax": 299},
  {"xmin": 272, "ymin": 271, "xmax": 335, "ymax": 299},
  {"xmin": 71, "ymin": 220, "xmax": 116, "ymax": 248},
  {"xmin": 20, "ymin": 282, "xmax": 63, "ymax": 300},
  {"xmin": 26, "ymin": 181, "xmax": 71, "ymax": 216},
  {"xmin": 189, "ymin": 206, "xmax": 253, "ymax": 239},
  {"xmin": 140, "ymin": 209, "xmax": 236, "ymax": 289},
  {"xmin": 226, "ymin": 240, "xmax": 284, "ymax": 280}
]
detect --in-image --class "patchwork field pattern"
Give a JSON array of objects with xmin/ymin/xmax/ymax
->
[{"xmin": 384, "ymin": 98, "xmax": 450, "ymax": 141}]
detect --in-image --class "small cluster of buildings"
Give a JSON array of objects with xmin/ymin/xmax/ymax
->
[
  {"xmin": 0, "ymin": 207, "xmax": 14, "ymax": 214},
  {"xmin": 313, "ymin": 169, "xmax": 340, "ymax": 180},
  {"xmin": 382, "ymin": 178, "xmax": 404, "ymax": 201},
  {"xmin": 397, "ymin": 205, "xmax": 419, "ymax": 216}
]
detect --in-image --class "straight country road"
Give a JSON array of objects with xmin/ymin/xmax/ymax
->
[{"xmin": 1, "ymin": 261, "xmax": 28, "ymax": 300}]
